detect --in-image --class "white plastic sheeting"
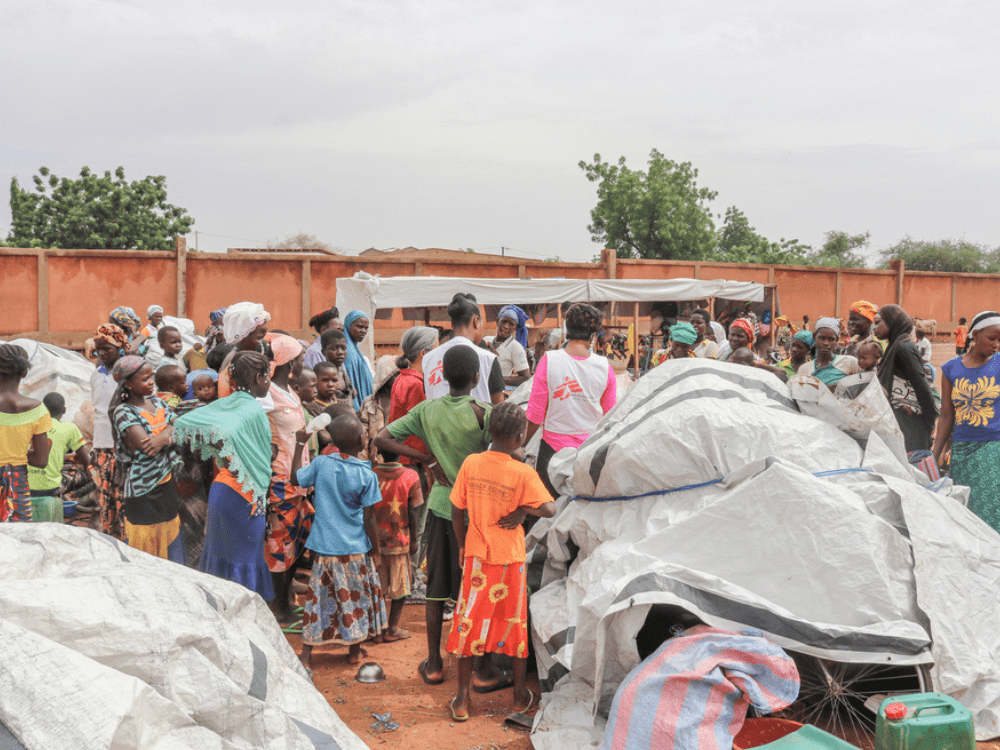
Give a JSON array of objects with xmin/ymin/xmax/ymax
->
[
  {"xmin": 527, "ymin": 359, "xmax": 1000, "ymax": 747},
  {"xmin": 0, "ymin": 524, "xmax": 368, "ymax": 750}
]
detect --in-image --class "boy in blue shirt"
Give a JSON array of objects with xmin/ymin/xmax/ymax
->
[{"xmin": 291, "ymin": 415, "xmax": 387, "ymax": 669}]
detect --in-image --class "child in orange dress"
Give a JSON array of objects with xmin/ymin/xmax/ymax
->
[{"xmin": 446, "ymin": 401, "xmax": 556, "ymax": 722}]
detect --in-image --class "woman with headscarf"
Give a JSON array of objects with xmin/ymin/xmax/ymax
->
[
  {"xmin": 778, "ymin": 330, "xmax": 813, "ymax": 379},
  {"xmin": 717, "ymin": 319, "xmax": 756, "ymax": 362},
  {"xmin": 650, "ymin": 322, "xmax": 699, "ymax": 367},
  {"xmin": 217, "ymin": 302, "xmax": 271, "ymax": 398},
  {"xmin": 874, "ymin": 304, "xmax": 938, "ymax": 452},
  {"xmin": 261, "ymin": 334, "xmax": 313, "ymax": 625},
  {"xmin": 303, "ymin": 307, "xmax": 342, "ymax": 370},
  {"xmin": 934, "ymin": 311, "xmax": 1000, "ymax": 532},
  {"xmin": 0, "ymin": 344, "xmax": 51, "ymax": 523},
  {"xmin": 796, "ymin": 318, "xmax": 860, "ymax": 389},
  {"xmin": 91, "ymin": 323, "xmax": 130, "ymax": 539},
  {"xmin": 109, "ymin": 356, "xmax": 184, "ymax": 561},
  {"xmin": 526, "ymin": 303, "xmax": 617, "ymax": 498},
  {"xmin": 174, "ymin": 351, "xmax": 274, "ymax": 600},
  {"xmin": 484, "ymin": 305, "xmax": 531, "ymax": 387},
  {"xmin": 344, "ymin": 310, "xmax": 374, "ymax": 410},
  {"xmin": 129, "ymin": 305, "xmax": 165, "ymax": 355}
]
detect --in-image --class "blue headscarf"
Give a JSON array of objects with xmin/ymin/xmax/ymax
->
[
  {"xmin": 792, "ymin": 329, "xmax": 814, "ymax": 348},
  {"xmin": 498, "ymin": 305, "xmax": 530, "ymax": 348},
  {"xmin": 210, "ymin": 307, "xmax": 228, "ymax": 324},
  {"xmin": 185, "ymin": 368, "xmax": 218, "ymax": 400},
  {"xmin": 343, "ymin": 310, "xmax": 373, "ymax": 409}
]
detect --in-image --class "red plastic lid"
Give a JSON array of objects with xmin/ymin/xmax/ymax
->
[{"xmin": 885, "ymin": 702, "xmax": 908, "ymax": 720}]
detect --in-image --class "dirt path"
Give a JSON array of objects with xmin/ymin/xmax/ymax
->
[{"xmin": 284, "ymin": 604, "xmax": 534, "ymax": 750}]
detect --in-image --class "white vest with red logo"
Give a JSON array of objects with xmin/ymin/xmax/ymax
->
[
  {"xmin": 423, "ymin": 336, "xmax": 497, "ymax": 402},
  {"xmin": 543, "ymin": 349, "xmax": 609, "ymax": 436}
]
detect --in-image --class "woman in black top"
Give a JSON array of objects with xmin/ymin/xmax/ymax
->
[{"xmin": 874, "ymin": 304, "xmax": 938, "ymax": 452}]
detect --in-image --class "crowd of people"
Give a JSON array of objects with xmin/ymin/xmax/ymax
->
[{"xmin": 1, "ymin": 293, "xmax": 999, "ymax": 721}]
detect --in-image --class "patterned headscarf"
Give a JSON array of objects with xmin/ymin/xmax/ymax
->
[
  {"xmin": 850, "ymin": 300, "xmax": 879, "ymax": 322},
  {"xmin": 108, "ymin": 356, "xmax": 149, "ymax": 423},
  {"xmin": 223, "ymin": 302, "xmax": 271, "ymax": 345},
  {"xmin": 210, "ymin": 307, "xmax": 228, "ymax": 325},
  {"xmin": 497, "ymin": 304, "xmax": 530, "ymax": 348},
  {"xmin": 730, "ymin": 319, "xmax": 756, "ymax": 346},
  {"xmin": 669, "ymin": 322, "xmax": 698, "ymax": 345},
  {"xmin": 109, "ymin": 306, "xmax": 140, "ymax": 336},
  {"xmin": 970, "ymin": 310, "xmax": 1000, "ymax": 335},
  {"xmin": 94, "ymin": 323, "xmax": 129, "ymax": 351},
  {"xmin": 792, "ymin": 329, "xmax": 814, "ymax": 348}
]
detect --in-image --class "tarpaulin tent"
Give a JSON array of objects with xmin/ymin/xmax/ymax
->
[
  {"xmin": 524, "ymin": 359, "xmax": 1000, "ymax": 747},
  {"xmin": 0, "ymin": 524, "xmax": 369, "ymax": 750},
  {"xmin": 334, "ymin": 272, "xmax": 767, "ymax": 361}
]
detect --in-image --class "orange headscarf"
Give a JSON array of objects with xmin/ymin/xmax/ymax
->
[{"xmin": 850, "ymin": 300, "xmax": 879, "ymax": 322}]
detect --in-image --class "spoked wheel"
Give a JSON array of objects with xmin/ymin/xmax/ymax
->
[{"xmin": 772, "ymin": 655, "xmax": 933, "ymax": 745}]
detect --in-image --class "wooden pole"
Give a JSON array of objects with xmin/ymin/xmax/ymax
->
[
  {"xmin": 633, "ymin": 301, "xmax": 640, "ymax": 380},
  {"xmin": 301, "ymin": 259, "xmax": 312, "ymax": 332},
  {"xmin": 175, "ymin": 236, "xmax": 187, "ymax": 318}
]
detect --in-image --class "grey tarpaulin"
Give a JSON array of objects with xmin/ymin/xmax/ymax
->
[
  {"xmin": 527, "ymin": 359, "xmax": 1000, "ymax": 747},
  {"xmin": 0, "ymin": 524, "xmax": 368, "ymax": 750}
]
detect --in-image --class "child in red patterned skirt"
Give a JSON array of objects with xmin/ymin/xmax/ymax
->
[{"xmin": 446, "ymin": 401, "xmax": 556, "ymax": 722}]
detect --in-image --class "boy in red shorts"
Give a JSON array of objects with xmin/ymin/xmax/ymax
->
[{"xmin": 446, "ymin": 401, "xmax": 556, "ymax": 721}]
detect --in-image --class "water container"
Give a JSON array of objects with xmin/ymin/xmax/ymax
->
[{"xmin": 875, "ymin": 693, "xmax": 974, "ymax": 750}]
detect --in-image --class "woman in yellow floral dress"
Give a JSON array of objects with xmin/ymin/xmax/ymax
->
[{"xmin": 934, "ymin": 311, "xmax": 1000, "ymax": 531}]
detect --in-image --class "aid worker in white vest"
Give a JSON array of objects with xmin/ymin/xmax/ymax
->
[
  {"xmin": 422, "ymin": 293, "xmax": 506, "ymax": 406},
  {"xmin": 525, "ymin": 302, "xmax": 617, "ymax": 497}
]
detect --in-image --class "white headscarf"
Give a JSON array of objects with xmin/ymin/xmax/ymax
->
[
  {"xmin": 815, "ymin": 317, "xmax": 840, "ymax": 337},
  {"xmin": 223, "ymin": 302, "xmax": 271, "ymax": 344},
  {"xmin": 970, "ymin": 311, "xmax": 1000, "ymax": 335},
  {"xmin": 147, "ymin": 304, "xmax": 163, "ymax": 318}
]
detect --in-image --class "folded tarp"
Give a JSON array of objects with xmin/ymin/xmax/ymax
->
[{"xmin": 0, "ymin": 524, "xmax": 369, "ymax": 750}]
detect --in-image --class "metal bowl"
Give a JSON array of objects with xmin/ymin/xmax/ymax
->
[{"xmin": 355, "ymin": 661, "xmax": 386, "ymax": 684}]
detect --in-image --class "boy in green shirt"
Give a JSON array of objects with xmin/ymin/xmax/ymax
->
[
  {"xmin": 375, "ymin": 345, "xmax": 495, "ymax": 687},
  {"xmin": 28, "ymin": 393, "xmax": 89, "ymax": 499}
]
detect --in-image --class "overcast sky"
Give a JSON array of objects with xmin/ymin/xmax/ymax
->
[{"xmin": 3, "ymin": 0, "xmax": 998, "ymax": 263}]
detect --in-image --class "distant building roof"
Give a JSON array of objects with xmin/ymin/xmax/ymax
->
[{"xmin": 360, "ymin": 246, "xmax": 530, "ymax": 260}]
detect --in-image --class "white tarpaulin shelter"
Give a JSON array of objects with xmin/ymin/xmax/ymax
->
[
  {"xmin": 0, "ymin": 524, "xmax": 369, "ymax": 750},
  {"xmin": 334, "ymin": 272, "xmax": 766, "ymax": 359},
  {"xmin": 525, "ymin": 359, "xmax": 1000, "ymax": 747}
]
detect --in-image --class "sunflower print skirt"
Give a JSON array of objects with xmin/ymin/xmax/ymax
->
[
  {"xmin": 447, "ymin": 556, "xmax": 529, "ymax": 659},
  {"xmin": 302, "ymin": 553, "xmax": 387, "ymax": 647}
]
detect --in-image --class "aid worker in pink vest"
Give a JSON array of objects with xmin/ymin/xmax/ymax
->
[{"xmin": 525, "ymin": 303, "xmax": 617, "ymax": 497}]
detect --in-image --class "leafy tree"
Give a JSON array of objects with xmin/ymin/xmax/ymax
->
[
  {"xmin": 5, "ymin": 166, "xmax": 193, "ymax": 251},
  {"xmin": 878, "ymin": 236, "xmax": 1000, "ymax": 273},
  {"xmin": 713, "ymin": 206, "xmax": 811, "ymax": 265},
  {"xmin": 807, "ymin": 230, "xmax": 869, "ymax": 268},
  {"xmin": 579, "ymin": 149, "xmax": 718, "ymax": 260}
]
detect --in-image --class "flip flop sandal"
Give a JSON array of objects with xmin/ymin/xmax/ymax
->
[
  {"xmin": 449, "ymin": 697, "xmax": 469, "ymax": 723},
  {"xmin": 281, "ymin": 618, "xmax": 303, "ymax": 634},
  {"xmin": 418, "ymin": 659, "xmax": 445, "ymax": 685},
  {"xmin": 472, "ymin": 666, "xmax": 514, "ymax": 693}
]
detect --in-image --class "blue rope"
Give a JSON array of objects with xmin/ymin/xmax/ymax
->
[{"xmin": 572, "ymin": 468, "xmax": 873, "ymax": 502}]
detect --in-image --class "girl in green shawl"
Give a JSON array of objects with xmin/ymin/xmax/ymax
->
[{"xmin": 174, "ymin": 351, "xmax": 275, "ymax": 600}]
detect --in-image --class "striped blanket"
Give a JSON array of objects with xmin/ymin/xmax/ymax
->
[{"xmin": 599, "ymin": 625, "xmax": 800, "ymax": 750}]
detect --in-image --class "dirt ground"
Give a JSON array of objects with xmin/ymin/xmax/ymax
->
[{"xmin": 283, "ymin": 604, "xmax": 534, "ymax": 750}]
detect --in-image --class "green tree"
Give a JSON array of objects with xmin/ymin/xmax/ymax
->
[
  {"xmin": 579, "ymin": 149, "xmax": 718, "ymax": 260},
  {"xmin": 713, "ymin": 206, "xmax": 811, "ymax": 265},
  {"xmin": 807, "ymin": 230, "xmax": 869, "ymax": 268},
  {"xmin": 5, "ymin": 166, "xmax": 193, "ymax": 250},
  {"xmin": 878, "ymin": 236, "xmax": 1000, "ymax": 273}
]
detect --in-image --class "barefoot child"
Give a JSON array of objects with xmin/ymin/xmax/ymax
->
[
  {"xmin": 372, "ymin": 448, "xmax": 423, "ymax": 641},
  {"xmin": 291, "ymin": 415, "xmax": 387, "ymax": 668},
  {"xmin": 446, "ymin": 401, "xmax": 556, "ymax": 721}
]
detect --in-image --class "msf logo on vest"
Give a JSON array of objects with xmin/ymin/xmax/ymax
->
[
  {"xmin": 553, "ymin": 376, "xmax": 583, "ymax": 401},
  {"xmin": 428, "ymin": 362, "xmax": 444, "ymax": 386}
]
